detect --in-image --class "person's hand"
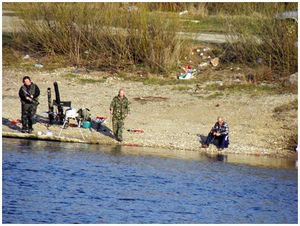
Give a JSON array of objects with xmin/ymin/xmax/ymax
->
[
  {"xmin": 26, "ymin": 96, "xmax": 32, "ymax": 101},
  {"xmin": 216, "ymin": 132, "xmax": 221, "ymax": 136},
  {"xmin": 109, "ymin": 110, "xmax": 112, "ymax": 115}
]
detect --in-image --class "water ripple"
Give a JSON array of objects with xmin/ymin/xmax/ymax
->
[{"xmin": 2, "ymin": 138, "xmax": 298, "ymax": 224}]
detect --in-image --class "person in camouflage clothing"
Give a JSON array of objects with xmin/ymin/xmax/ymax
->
[
  {"xmin": 109, "ymin": 89, "xmax": 130, "ymax": 142},
  {"xmin": 18, "ymin": 76, "xmax": 40, "ymax": 133}
]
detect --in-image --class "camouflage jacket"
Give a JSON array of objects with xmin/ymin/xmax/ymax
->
[{"xmin": 110, "ymin": 96, "xmax": 130, "ymax": 120}]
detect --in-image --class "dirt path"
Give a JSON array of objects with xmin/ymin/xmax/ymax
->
[{"xmin": 2, "ymin": 67, "xmax": 297, "ymax": 159}]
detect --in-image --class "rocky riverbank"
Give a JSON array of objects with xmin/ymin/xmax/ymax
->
[{"xmin": 2, "ymin": 67, "xmax": 297, "ymax": 159}]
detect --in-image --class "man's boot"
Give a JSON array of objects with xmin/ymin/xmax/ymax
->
[{"xmin": 21, "ymin": 126, "xmax": 28, "ymax": 133}]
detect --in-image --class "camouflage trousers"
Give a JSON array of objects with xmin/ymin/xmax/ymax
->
[
  {"xmin": 21, "ymin": 103, "xmax": 37, "ymax": 130},
  {"xmin": 112, "ymin": 117, "xmax": 124, "ymax": 141}
]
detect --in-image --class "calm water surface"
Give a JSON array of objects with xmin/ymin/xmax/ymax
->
[{"xmin": 3, "ymin": 138, "xmax": 298, "ymax": 223}]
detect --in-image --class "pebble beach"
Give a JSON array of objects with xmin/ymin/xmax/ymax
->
[{"xmin": 2, "ymin": 67, "xmax": 297, "ymax": 159}]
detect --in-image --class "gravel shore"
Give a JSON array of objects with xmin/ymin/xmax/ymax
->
[{"xmin": 2, "ymin": 67, "xmax": 297, "ymax": 159}]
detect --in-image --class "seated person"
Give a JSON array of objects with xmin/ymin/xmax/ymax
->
[
  {"xmin": 76, "ymin": 108, "xmax": 91, "ymax": 127},
  {"xmin": 202, "ymin": 116, "xmax": 229, "ymax": 149}
]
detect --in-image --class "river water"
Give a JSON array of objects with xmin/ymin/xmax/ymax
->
[{"xmin": 3, "ymin": 138, "xmax": 298, "ymax": 223}]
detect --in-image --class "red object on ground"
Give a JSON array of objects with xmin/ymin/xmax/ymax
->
[
  {"xmin": 96, "ymin": 116, "xmax": 107, "ymax": 120},
  {"xmin": 128, "ymin": 128, "xmax": 144, "ymax": 133},
  {"xmin": 183, "ymin": 65, "xmax": 193, "ymax": 72},
  {"xmin": 11, "ymin": 119, "xmax": 21, "ymax": 125}
]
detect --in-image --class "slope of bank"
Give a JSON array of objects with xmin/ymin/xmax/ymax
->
[{"xmin": 2, "ymin": 67, "xmax": 297, "ymax": 159}]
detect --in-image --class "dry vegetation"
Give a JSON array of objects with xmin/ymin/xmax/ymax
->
[
  {"xmin": 10, "ymin": 3, "xmax": 185, "ymax": 73},
  {"xmin": 4, "ymin": 2, "xmax": 298, "ymax": 79}
]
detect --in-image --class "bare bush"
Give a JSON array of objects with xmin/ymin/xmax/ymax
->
[
  {"xmin": 13, "ymin": 3, "xmax": 184, "ymax": 73},
  {"xmin": 223, "ymin": 3, "xmax": 297, "ymax": 78}
]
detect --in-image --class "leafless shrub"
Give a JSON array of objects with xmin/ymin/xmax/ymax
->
[
  {"xmin": 13, "ymin": 3, "xmax": 185, "ymax": 73},
  {"xmin": 223, "ymin": 3, "xmax": 297, "ymax": 79}
]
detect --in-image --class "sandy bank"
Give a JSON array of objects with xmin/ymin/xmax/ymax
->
[{"xmin": 2, "ymin": 67, "xmax": 297, "ymax": 160}]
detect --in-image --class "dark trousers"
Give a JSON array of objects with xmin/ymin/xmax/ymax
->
[
  {"xmin": 205, "ymin": 132, "xmax": 229, "ymax": 149},
  {"xmin": 21, "ymin": 103, "xmax": 36, "ymax": 130}
]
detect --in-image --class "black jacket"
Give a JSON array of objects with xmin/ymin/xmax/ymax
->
[
  {"xmin": 210, "ymin": 122, "xmax": 229, "ymax": 136},
  {"xmin": 19, "ymin": 83, "xmax": 40, "ymax": 104}
]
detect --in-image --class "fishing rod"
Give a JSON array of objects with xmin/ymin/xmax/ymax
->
[
  {"xmin": 47, "ymin": 87, "xmax": 55, "ymax": 124},
  {"xmin": 53, "ymin": 81, "xmax": 64, "ymax": 124},
  {"xmin": 21, "ymin": 87, "xmax": 39, "ymax": 105},
  {"xmin": 9, "ymin": 79, "xmax": 40, "ymax": 105}
]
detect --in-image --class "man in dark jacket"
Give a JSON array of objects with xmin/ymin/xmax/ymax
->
[
  {"xmin": 202, "ymin": 116, "xmax": 229, "ymax": 149},
  {"xmin": 109, "ymin": 88, "xmax": 130, "ymax": 142},
  {"xmin": 18, "ymin": 76, "xmax": 40, "ymax": 133}
]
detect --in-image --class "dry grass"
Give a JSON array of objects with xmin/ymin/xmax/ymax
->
[
  {"xmin": 273, "ymin": 99, "xmax": 298, "ymax": 114},
  {"xmin": 4, "ymin": 2, "xmax": 297, "ymax": 82},
  {"xmin": 171, "ymin": 85, "xmax": 192, "ymax": 91},
  {"xmin": 222, "ymin": 4, "xmax": 297, "ymax": 78},
  {"xmin": 11, "ymin": 3, "xmax": 185, "ymax": 73}
]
